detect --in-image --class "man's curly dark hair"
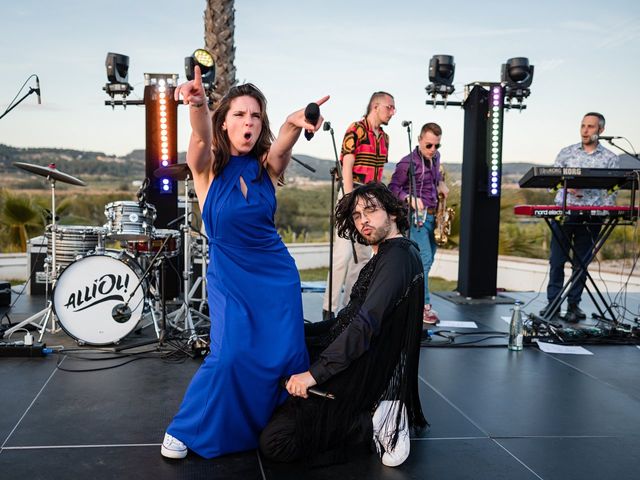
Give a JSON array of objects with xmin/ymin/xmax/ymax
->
[{"xmin": 335, "ymin": 182, "xmax": 409, "ymax": 245}]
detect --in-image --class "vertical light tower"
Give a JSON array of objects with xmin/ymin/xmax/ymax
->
[
  {"xmin": 426, "ymin": 56, "xmax": 533, "ymax": 299},
  {"xmin": 103, "ymin": 51, "xmax": 216, "ymax": 301},
  {"xmin": 457, "ymin": 83, "xmax": 502, "ymax": 298},
  {"xmin": 144, "ymin": 73, "xmax": 179, "ymax": 228},
  {"xmin": 487, "ymin": 84, "xmax": 505, "ymax": 198}
]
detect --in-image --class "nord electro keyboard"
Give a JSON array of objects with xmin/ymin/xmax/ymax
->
[
  {"xmin": 515, "ymin": 202, "xmax": 638, "ymax": 327},
  {"xmin": 514, "ymin": 204, "xmax": 639, "ymax": 220},
  {"xmin": 519, "ymin": 167, "xmax": 639, "ymax": 189}
]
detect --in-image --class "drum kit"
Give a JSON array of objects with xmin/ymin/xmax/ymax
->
[{"xmin": 3, "ymin": 162, "xmax": 208, "ymax": 346}]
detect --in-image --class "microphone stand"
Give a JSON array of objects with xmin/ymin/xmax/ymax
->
[
  {"xmin": 0, "ymin": 78, "xmax": 39, "ymax": 121},
  {"xmin": 604, "ymin": 139, "xmax": 640, "ymax": 161},
  {"xmin": 291, "ymin": 155, "xmax": 317, "ymax": 173},
  {"xmin": 324, "ymin": 122, "xmax": 358, "ymax": 319},
  {"xmin": 404, "ymin": 123, "xmax": 418, "ymax": 239}
]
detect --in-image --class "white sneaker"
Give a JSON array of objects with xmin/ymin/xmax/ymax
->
[
  {"xmin": 372, "ymin": 400, "xmax": 410, "ymax": 467},
  {"xmin": 161, "ymin": 432, "xmax": 187, "ymax": 459},
  {"xmin": 381, "ymin": 424, "xmax": 410, "ymax": 467}
]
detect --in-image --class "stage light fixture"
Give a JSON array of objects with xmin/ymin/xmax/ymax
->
[
  {"xmin": 184, "ymin": 48, "xmax": 216, "ymax": 91},
  {"xmin": 501, "ymin": 57, "xmax": 534, "ymax": 104},
  {"xmin": 426, "ymin": 55, "xmax": 456, "ymax": 99},
  {"xmin": 103, "ymin": 52, "xmax": 133, "ymax": 98}
]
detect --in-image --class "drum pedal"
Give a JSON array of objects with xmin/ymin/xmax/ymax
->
[{"xmin": 189, "ymin": 337, "xmax": 210, "ymax": 356}]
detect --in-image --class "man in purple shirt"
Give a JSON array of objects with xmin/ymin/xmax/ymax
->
[{"xmin": 389, "ymin": 123, "xmax": 449, "ymax": 324}]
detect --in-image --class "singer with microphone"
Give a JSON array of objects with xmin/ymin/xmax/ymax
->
[
  {"xmin": 161, "ymin": 64, "xmax": 329, "ymax": 460},
  {"xmin": 322, "ymin": 91, "xmax": 396, "ymax": 321},
  {"xmin": 260, "ymin": 183, "xmax": 427, "ymax": 468},
  {"xmin": 540, "ymin": 112, "xmax": 619, "ymax": 323},
  {"xmin": 389, "ymin": 122, "xmax": 449, "ymax": 325}
]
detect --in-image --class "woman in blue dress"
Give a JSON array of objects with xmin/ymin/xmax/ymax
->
[{"xmin": 161, "ymin": 65, "xmax": 329, "ymax": 459}]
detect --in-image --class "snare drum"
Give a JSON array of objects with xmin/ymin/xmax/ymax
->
[
  {"xmin": 46, "ymin": 225, "xmax": 106, "ymax": 272},
  {"xmin": 52, "ymin": 251, "xmax": 146, "ymax": 345},
  {"xmin": 127, "ymin": 229, "xmax": 181, "ymax": 258},
  {"xmin": 104, "ymin": 201, "xmax": 156, "ymax": 241}
]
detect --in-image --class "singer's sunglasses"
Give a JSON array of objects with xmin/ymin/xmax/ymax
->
[{"xmin": 425, "ymin": 143, "xmax": 441, "ymax": 150}]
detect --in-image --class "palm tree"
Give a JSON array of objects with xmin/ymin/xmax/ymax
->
[
  {"xmin": 204, "ymin": 0, "xmax": 237, "ymax": 105},
  {"xmin": 0, "ymin": 189, "xmax": 44, "ymax": 252}
]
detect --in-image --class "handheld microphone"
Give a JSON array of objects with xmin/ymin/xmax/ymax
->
[
  {"xmin": 280, "ymin": 377, "xmax": 336, "ymax": 400},
  {"xmin": 323, "ymin": 121, "xmax": 331, "ymax": 131},
  {"xmin": 304, "ymin": 103, "xmax": 320, "ymax": 140},
  {"xmin": 598, "ymin": 135, "xmax": 622, "ymax": 141},
  {"xmin": 35, "ymin": 76, "xmax": 41, "ymax": 104},
  {"xmin": 401, "ymin": 120, "xmax": 412, "ymax": 127}
]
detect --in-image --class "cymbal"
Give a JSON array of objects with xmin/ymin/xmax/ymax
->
[
  {"xmin": 154, "ymin": 163, "xmax": 192, "ymax": 181},
  {"xmin": 13, "ymin": 162, "xmax": 87, "ymax": 187}
]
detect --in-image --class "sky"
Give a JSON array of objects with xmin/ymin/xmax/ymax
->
[{"xmin": 1, "ymin": 0, "xmax": 639, "ymax": 166}]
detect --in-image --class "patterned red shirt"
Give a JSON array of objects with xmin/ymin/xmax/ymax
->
[{"xmin": 340, "ymin": 118, "xmax": 389, "ymax": 184}]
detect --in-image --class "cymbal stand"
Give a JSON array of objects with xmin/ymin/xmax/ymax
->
[
  {"xmin": 167, "ymin": 174, "xmax": 209, "ymax": 338},
  {"xmin": 3, "ymin": 176, "xmax": 60, "ymax": 340},
  {"xmin": 137, "ymin": 253, "xmax": 166, "ymax": 341},
  {"xmin": 186, "ymin": 224, "xmax": 209, "ymax": 314}
]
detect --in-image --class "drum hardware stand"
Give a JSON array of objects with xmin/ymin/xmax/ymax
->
[
  {"xmin": 144, "ymin": 255, "xmax": 168, "ymax": 342},
  {"xmin": 178, "ymin": 223, "xmax": 209, "ymax": 314},
  {"xmin": 111, "ymin": 234, "xmax": 174, "ymax": 347},
  {"xmin": 4, "ymin": 176, "xmax": 61, "ymax": 340},
  {"xmin": 167, "ymin": 172, "xmax": 209, "ymax": 338}
]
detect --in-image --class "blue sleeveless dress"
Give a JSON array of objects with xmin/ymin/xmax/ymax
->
[{"xmin": 167, "ymin": 154, "xmax": 309, "ymax": 458}]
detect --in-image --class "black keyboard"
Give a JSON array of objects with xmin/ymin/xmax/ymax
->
[{"xmin": 519, "ymin": 167, "xmax": 639, "ymax": 189}]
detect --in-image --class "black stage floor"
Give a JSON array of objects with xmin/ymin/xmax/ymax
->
[{"xmin": 1, "ymin": 289, "xmax": 639, "ymax": 480}]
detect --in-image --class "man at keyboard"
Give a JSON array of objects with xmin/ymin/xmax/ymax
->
[{"xmin": 541, "ymin": 112, "xmax": 618, "ymax": 322}]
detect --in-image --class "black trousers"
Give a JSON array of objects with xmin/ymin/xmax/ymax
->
[
  {"xmin": 259, "ymin": 398, "xmax": 373, "ymax": 465},
  {"xmin": 547, "ymin": 219, "xmax": 602, "ymax": 305}
]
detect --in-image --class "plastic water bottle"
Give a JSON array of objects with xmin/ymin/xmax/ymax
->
[{"xmin": 508, "ymin": 302, "xmax": 523, "ymax": 351}]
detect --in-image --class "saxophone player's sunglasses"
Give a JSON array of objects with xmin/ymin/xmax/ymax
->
[{"xmin": 425, "ymin": 143, "xmax": 441, "ymax": 150}]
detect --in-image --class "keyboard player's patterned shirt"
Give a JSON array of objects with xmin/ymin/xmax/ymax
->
[{"xmin": 553, "ymin": 142, "xmax": 619, "ymax": 206}]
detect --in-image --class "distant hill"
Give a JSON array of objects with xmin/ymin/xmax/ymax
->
[
  {"xmin": 0, "ymin": 144, "xmax": 147, "ymax": 180},
  {"xmin": 383, "ymin": 156, "xmax": 640, "ymax": 185},
  {"xmin": 0, "ymin": 143, "xmax": 328, "ymax": 183},
  {"xmin": 1, "ymin": 143, "xmax": 637, "ymax": 186},
  {"xmin": 382, "ymin": 160, "xmax": 542, "ymax": 184}
]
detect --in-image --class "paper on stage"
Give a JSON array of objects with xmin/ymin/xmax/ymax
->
[
  {"xmin": 536, "ymin": 341, "xmax": 593, "ymax": 355},
  {"xmin": 437, "ymin": 320, "xmax": 478, "ymax": 329},
  {"xmin": 501, "ymin": 316, "xmax": 511, "ymax": 324}
]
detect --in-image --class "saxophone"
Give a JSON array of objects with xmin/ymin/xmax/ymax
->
[{"xmin": 434, "ymin": 164, "xmax": 455, "ymax": 247}]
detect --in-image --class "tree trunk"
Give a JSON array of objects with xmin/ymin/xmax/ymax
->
[{"xmin": 204, "ymin": 0, "xmax": 237, "ymax": 106}]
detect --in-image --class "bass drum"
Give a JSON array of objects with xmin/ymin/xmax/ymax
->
[{"xmin": 52, "ymin": 251, "xmax": 146, "ymax": 345}]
